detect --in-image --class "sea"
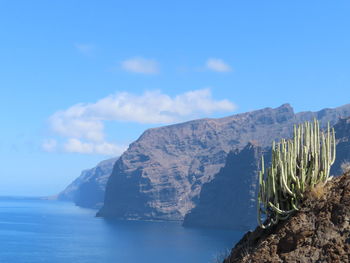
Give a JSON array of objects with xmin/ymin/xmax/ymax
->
[{"xmin": 0, "ymin": 199, "xmax": 244, "ymax": 263}]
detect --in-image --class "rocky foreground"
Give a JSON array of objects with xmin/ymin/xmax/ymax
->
[{"xmin": 224, "ymin": 172, "xmax": 350, "ymax": 263}]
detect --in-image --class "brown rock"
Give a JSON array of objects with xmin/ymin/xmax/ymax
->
[{"xmin": 224, "ymin": 172, "xmax": 350, "ymax": 263}]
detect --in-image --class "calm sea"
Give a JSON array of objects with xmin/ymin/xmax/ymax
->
[{"xmin": 0, "ymin": 199, "xmax": 244, "ymax": 263}]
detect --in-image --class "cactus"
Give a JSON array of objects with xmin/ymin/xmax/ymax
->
[{"xmin": 257, "ymin": 119, "xmax": 336, "ymax": 228}]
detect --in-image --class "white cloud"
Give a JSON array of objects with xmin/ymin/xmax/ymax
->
[
  {"xmin": 64, "ymin": 138, "xmax": 93, "ymax": 154},
  {"xmin": 206, "ymin": 58, "xmax": 232, "ymax": 72},
  {"xmin": 46, "ymin": 89, "xmax": 236, "ymax": 155},
  {"xmin": 42, "ymin": 139, "xmax": 57, "ymax": 152},
  {"xmin": 49, "ymin": 111, "xmax": 104, "ymax": 142},
  {"xmin": 64, "ymin": 139, "xmax": 126, "ymax": 155},
  {"xmin": 74, "ymin": 43, "xmax": 95, "ymax": 56},
  {"xmin": 50, "ymin": 88, "xmax": 235, "ymax": 127},
  {"xmin": 121, "ymin": 57, "xmax": 159, "ymax": 74},
  {"xmin": 94, "ymin": 141, "xmax": 126, "ymax": 155}
]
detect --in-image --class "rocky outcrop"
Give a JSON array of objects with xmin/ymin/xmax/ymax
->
[
  {"xmin": 183, "ymin": 143, "xmax": 271, "ymax": 230},
  {"xmin": 223, "ymin": 172, "xmax": 350, "ymax": 263},
  {"xmin": 98, "ymin": 103, "xmax": 350, "ymax": 221},
  {"xmin": 58, "ymin": 157, "xmax": 117, "ymax": 208}
]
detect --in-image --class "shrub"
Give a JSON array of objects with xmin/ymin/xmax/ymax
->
[
  {"xmin": 212, "ymin": 248, "xmax": 231, "ymax": 263},
  {"xmin": 341, "ymin": 161, "xmax": 350, "ymax": 173},
  {"xmin": 308, "ymin": 182, "xmax": 326, "ymax": 200}
]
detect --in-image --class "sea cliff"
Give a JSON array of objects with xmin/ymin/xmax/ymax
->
[
  {"xmin": 58, "ymin": 158, "xmax": 117, "ymax": 208},
  {"xmin": 97, "ymin": 103, "xmax": 350, "ymax": 222}
]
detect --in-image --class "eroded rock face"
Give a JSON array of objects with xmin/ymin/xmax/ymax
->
[
  {"xmin": 224, "ymin": 173, "xmax": 350, "ymax": 263},
  {"xmin": 332, "ymin": 117, "xmax": 350, "ymax": 176},
  {"xmin": 98, "ymin": 103, "xmax": 350, "ymax": 221},
  {"xmin": 58, "ymin": 158, "xmax": 118, "ymax": 208},
  {"xmin": 183, "ymin": 143, "xmax": 271, "ymax": 230},
  {"xmin": 184, "ymin": 116, "xmax": 350, "ymax": 230}
]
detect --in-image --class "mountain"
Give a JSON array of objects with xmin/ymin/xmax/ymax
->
[
  {"xmin": 183, "ymin": 116, "xmax": 350, "ymax": 230},
  {"xmin": 58, "ymin": 157, "xmax": 118, "ymax": 209},
  {"xmin": 97, "ymin": 103, "xmax": 350, "ymax": 221},
  {"xmin": 223, "ymin": 172, "xmax": 350, "ymax": 263}
]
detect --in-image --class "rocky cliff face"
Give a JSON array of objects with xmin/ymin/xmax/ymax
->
[
  {"xmin": 331, "ymin": 117, "xmax": 350, "ymax": 176},
  {"xmin": 183, "ymin": 143, "xmax": 271, "ymax": 230},
  {"xmin": 58, "ymin": 157, "xmax": 117, "ymax": 208},
  {"xmin": 98, "ymin": 103, "xmax": 350, "ymax": 221},
  {"xmin": 223, "ymin": 172, "xmax": 350, "ymax": 263},
  {"xmin": 184, "ymin": 116, "xmax": 350, "ymax": 230}
]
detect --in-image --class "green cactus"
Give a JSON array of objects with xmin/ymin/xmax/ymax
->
[{"xmin": 257, "ymin": 119, "xmax": 336, "ymax": 228}]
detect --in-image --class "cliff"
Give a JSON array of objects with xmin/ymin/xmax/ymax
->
[
  {"xmin": 58, "ymin": 157, "xmax": 117, "ymax": 208},
  {"xmin": 183, "ymin": 116, "xmax": 350, "ymax": 230},
  {"xmin": 183, "ymin": 143, "xmax": 271, "ymax": 230},
  {"xmin": 331, "ymin": 117, "xmax": 350, "ymax": 176},
  {"xmin": 97, "ymin": 103, "xmax": 350, "ymax": 221},
  {"xmin": 223, "ymin": 172, "xmax": 350, "ymax": 263}
]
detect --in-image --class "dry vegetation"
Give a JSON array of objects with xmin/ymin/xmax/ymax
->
[
  {"xmin": 341, "ymin": 161, "xmax": 350, "ymax": 173},
  {"xmin": 307, "ymin": 182, "xmax": 326, "ymax": 200}
]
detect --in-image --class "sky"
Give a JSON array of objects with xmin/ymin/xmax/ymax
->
[{"xmin": 1, "ymin": 0, "xmax": 350, "ymax": 196}]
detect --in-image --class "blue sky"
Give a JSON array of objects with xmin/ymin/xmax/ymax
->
[{"xmin": 1, "ymin": 0, "xmax": 350, "ymax": 196}]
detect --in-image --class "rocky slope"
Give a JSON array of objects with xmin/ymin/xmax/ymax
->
[
  {"xmin": 223, "ymin": 172, "xmax": 350, "ymax": 263},
  {"xmin": 97, "ymin": 103, "xmax": 350, "ymax": 221},
  {"xmin": 58, "ymin": 157, "xmax": 117, "ymax": 208}
]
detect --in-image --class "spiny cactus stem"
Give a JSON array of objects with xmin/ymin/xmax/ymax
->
[{"xmin": 257, "ymin": 119, "xmax": 336, "ymax": 228}]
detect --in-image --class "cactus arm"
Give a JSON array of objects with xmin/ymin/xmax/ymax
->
[{"xmin": 256, "ymin": 119, "xmax": 336, "ymax": 228}]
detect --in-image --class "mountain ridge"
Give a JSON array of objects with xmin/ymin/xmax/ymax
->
[{"xmin": 97, "ymin": 103, "xmax": 350, "ymax": 222}]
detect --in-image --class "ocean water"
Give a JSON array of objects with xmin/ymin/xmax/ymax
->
[{"xmin": 0, "ymin": 199, "xmax": 244, "ymax": 263}]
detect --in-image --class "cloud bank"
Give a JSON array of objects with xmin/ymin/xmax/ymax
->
[
  {"xmin": 45, "ymin": 89, "xmax": 235, "ymax": 155},
  {"xmin": 63, "ymin": 139, "xmax": 125, "ymax": 155}
]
